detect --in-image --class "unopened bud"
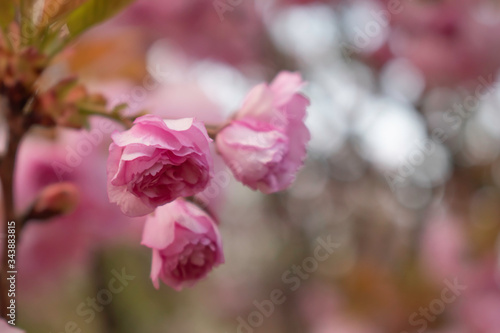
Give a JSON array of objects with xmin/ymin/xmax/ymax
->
[{"xmin": 32, "ymin": 182, "xmax": 80, "ymax": 219}]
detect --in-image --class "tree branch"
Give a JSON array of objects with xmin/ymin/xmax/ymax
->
[{"xmin": 0, "ymin": 113, "xmax": 27, "ymax": 319}]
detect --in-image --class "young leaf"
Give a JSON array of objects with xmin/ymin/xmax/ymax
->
[
  {"xmin": 39, "ymin": 0, "xmax": 88, "ymax": 26},
  {"xmin": 66, "ymin": 0, "xmax": 135, "ymax": 39},
  {"xmin": 18, "ymin": 0, "xmax": 87, "ymax": 48},
  {"xmin": 19, "ymin": 0, "xmax": 53, "ymax": 46}
]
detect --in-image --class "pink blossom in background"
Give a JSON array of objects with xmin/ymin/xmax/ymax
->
[
  {"xmin": 377, "ymin": 0, "xmax": 500, "ymax": 86},
  {"xmin": 297, "ymin": 282, "xmax": 342, "ymax": 325},
  {"xmin": 216, "ymin": 71, "xmax": 310, "ymax": 193},
  {"xmin": 419, "ymin": 213, "xmax": 466, "ymax": 284},
  {"xmin": 147, "ymin": 82, "xmax": 227, "ymax": 125},
  {"xmin": 14, "ymin": 131, "xmax": 142, "ymax": 298},
  {"xmin": 0, "ymin": 319, "xmax": 24, "ymax": 332},
  {"xmin": 107, "ymin": 115, "xmax": 213, "ymax": 217},
  {"xmin": 110, "ymin": 0, "xmax": 266, "ymax": 67},
  {"xmin": 461, "ymin": 293, "xmax": 500, "ymax": 333},
  {"xmin": 14, "ymin": 138, "xmax": 90, "ymax": 287},
  {"xmin": 457, "ymin": 258, "xmax": 500, "ymax": 333},
  {"xmin": 141, "ymin": 199, "xmax": 224, "ymax": 291}
]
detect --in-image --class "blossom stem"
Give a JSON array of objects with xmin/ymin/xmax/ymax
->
[
  {"xmin": 184, "ymin": 196, "xmax": 218, "ymax": 222},
  {"xmin": 205, "ymin": 124, "xmax": 221, "ymax": 140},
  {"xmin": 77, "ymin": 105, "xmax": 138, "ymax": 129}
]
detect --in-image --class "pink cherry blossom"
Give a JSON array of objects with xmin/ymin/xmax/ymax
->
[
  {"xmin": 419, "ymin": 212, "xmax": 466, "ymax": 283},
  {"xmin": 110, "ymin": 0, "xmax": 266, "ymax": 67},
  {"xmin": 461, "ymin": 293, "xmax": 500, "ymax": 333},
  {"xmin": 216, "ymin": 71, "xmax": 310, "ymax": 193},
  {"xmin": 107, "ymin": 115, "xmax": 213, "ymax": 217},
  {"xmin": 376, "ymin": 0, "xmax": 500, "ymax": 86},
  {"xmin": 141, "ymin": 199, "xmax": 224, "ymax": 290},
  {"xmin": 14, "ymin": 138, "xmax": 90, "ymax": 288}
]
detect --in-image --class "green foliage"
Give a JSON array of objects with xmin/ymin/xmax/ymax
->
[{"xmin": 8, "ymin": 0, "xmax": 135, "ymax": 54}]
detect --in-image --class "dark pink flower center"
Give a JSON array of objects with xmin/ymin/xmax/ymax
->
[
  {"xmin": 168, "ymin": 237, "xmax": 217, "ymax": 281},
  {"xmin": 130, "ymin": 155, "xmax": 207, "ymax": 204}
]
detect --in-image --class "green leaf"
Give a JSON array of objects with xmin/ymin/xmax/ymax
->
[
  {"xmin": 18, "ymin": 0, "xmax": 87, "ymax": 46},
  {"xmin": 0, "ymin": 1, "xmax": 16, "ymax": 30},
  {"xmin": 19, "ymin": 0, "xmax": 45, "ymax": 46},
  {"xmin": 66, "ymin": 0, "xmax": 135, "ymax": 38}
]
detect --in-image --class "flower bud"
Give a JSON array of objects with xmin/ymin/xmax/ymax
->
[
  {"xmin": 141, "ymin": 199, "xmax": 224, "ymax": 290},
  {"xmin": 31, "ymin": 182, "xmax": 80, "ymax": 220}
]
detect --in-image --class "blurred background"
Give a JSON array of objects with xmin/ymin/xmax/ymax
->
[{"xmin": 13, "ymin": 0, "xmax": 500, "ymax": 332}]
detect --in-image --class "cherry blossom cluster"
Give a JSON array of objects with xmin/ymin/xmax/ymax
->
[{"xmin": 106, "ymin": 71, "xmax": 311, "ymax": 290}]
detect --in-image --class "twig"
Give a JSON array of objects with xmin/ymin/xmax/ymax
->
[{"xmin": 0, "ymin": 113, "xmax": 26, "ymax": 319}]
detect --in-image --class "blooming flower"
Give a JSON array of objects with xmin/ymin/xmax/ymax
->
[
  {"xmin": 216, "ymin": 71, "xmax": 310, "ymax": 193},
  {"xmin": 107, "ymin": 115, "xmax": 213, "ymax": 217},
  {"xmin": 141, "ymin": 199, "xmax": 224, "ymax": 290}
]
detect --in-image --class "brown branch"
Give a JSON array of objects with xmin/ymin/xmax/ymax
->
[{"xmin": 0, "ymin": 113, "xmax": 27, "ymax": 319}]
